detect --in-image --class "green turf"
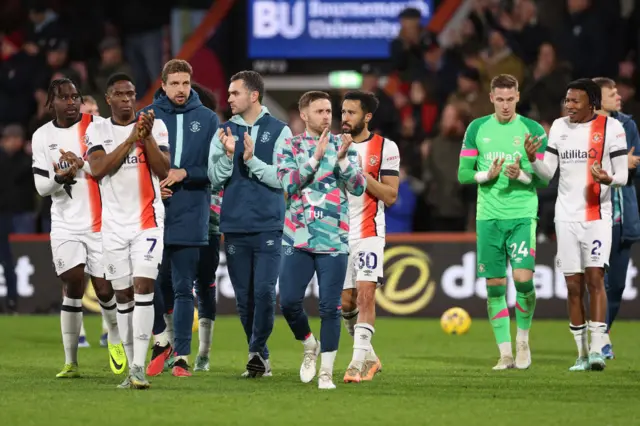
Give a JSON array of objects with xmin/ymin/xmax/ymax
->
[{"xmin": 1, "ymin": 315, "xmax": 639, "ymax": 426}]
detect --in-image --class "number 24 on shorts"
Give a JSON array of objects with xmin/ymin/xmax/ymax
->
[{"xmin": 509, "ymin": 241, "xmax": 529, "ymax": 259}]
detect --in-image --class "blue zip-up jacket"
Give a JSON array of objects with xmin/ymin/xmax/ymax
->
[
  {"xmin": 611, "ymin": 111, "xmax": 640, "ymax": 242},
  {"xmin": 208, "ymin": 106, "xmax": 292, "ymax": 233},
  {"xmin": 142, "ymin": 88, "xmax": 219, "ymax": 246}
]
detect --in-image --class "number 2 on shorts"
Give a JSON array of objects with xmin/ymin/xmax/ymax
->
[
  {"xmin": 591, "ymin": 240, "xmax": 602, "ymax": 257},
  {"xmin": 147, "ymin": 238, "xmax": 157, "ymax": 254},
  {"xmin": 509, "ymin": 241, "xmax": 528, "ymax": 259}
]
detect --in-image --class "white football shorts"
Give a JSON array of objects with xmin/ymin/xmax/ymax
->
[
  {"xmin": 102, "ymin": 227, "xmax": 164, "ymax": 288},
  {"xmin": 343, "ymin": 236, "xmax": 385, "ymax": 290},
  {"xmin": 555, "ymin": 219, "xmax": 612, "ymax": 274},
  {"xmin": 50, "ymin": 231, "xmax": 104, "ymax": 277}
]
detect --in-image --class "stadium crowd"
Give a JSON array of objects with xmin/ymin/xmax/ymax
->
[{"xmin": 1, "ymin": 0, "xmax": 640, "ymax": 237}]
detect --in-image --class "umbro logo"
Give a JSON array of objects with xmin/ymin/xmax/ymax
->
[
  {"xmin": 266, "ymin": 240, "xmax": 274, "ymax": 246},
  {"xmin": 49, "ymin": 144, "xmax": 58, "ymax": 150}
]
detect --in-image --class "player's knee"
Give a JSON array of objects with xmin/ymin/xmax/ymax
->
[
  {"xmin": 341, "ymin": 289, "xmax": 357, "ymax": 312},
  {"xmin": 512, "ymin": 268, "xmax": 533, "ymax": 284},
  {"xmin": 115, "ymin": 287, "xmax": 133, "ymax": 304},
  {"xmin": 565, "ymin": 278, "xmax": 583, "ymax": 298},
  {"xmin": 486, "ymin": 277, "xmax": 507, "ymax": 287},
  {"xmin": 318, "ymin": 300, "xmax": 340, "ymax": 319},
  {"xmin": 91, "ymin": 277, "xmax": 114, "ymax": 302}
]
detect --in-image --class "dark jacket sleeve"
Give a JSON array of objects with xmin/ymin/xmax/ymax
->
[
  {"xmin": 183, "ymin": 111, "xmax": 219, "ymax": 184},
  {"xmin": 623, "ymin": 118, "xmax": 640, "ymax": 182}
]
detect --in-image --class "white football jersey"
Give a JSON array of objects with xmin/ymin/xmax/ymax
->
[
  {"xmin": 85, "ymin": 118, "xmax": 169, "ymax": 233},
  {"xmin": 547, "ymin": 115, "xmax": 627, "ymax": 222},
  {"xmin": 32, "ymin": 114, "xmax": 105, "ymax": 235},
  {"xmin": 347, "ymin": 133, "xmax": 400, "ymax": 240}
]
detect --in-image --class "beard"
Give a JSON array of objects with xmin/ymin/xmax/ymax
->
[{"xmin": 343, "ymin": 119, "xmax": 366, "ymax": 136}]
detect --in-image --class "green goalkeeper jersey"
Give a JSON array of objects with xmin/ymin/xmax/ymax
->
[{"xmin": 458, "ymin": 114, "xmax": 548, "ymax": 220}]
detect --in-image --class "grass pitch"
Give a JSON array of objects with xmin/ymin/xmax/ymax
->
[{"xmin": 1, "ymin": 315, "xmax": 639, "ymax": 426}]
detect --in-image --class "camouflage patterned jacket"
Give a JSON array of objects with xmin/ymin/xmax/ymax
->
[{"xmin": 276, "ymin": 131, "xmax": 366, "ymax": 253}]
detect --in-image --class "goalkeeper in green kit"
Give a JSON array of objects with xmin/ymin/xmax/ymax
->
[{"xmin": 457, "ymin": 74, "xmax": 547, "ymax": 370}]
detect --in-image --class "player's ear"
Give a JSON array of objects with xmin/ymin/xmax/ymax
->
[
  {"xmin": 364, "ymin": 112, "xmax": 372, "ymax": 124},
  {"xmin": 489, "ymin": 91, "xmax": 495, "ymax": 104},
  {"xmin": 299, "ymin": 110, "xmax": 307, "ymax": 122},
  {"xmin": 516, "ymin": 91, "xmax": 520, "ymax": 103}
]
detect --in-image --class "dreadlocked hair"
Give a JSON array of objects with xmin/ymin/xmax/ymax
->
[
  {"xmin": 45, "ymin": 78, "xmax": 84, "ymax": 109},
  {"xmin": 567, "ymin": 78, "xmax": 602, "ymax": 110}
]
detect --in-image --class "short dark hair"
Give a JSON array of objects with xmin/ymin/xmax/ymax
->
[
  {"xmin": 298, "ymin": 91, "xmax": 331, "ymax": 110},
  {"xmin": 567, "ymin": 78, "xmax": 602, "ymax": 110},
  {"xmin": 106, "ymin": 73, "xmax": 134, "ymax": 91},
  {"xmin": 490, "ymin": 74, "xmax": 519, "ymax": 91},
  {"xmin": 45, "ymin": 78, "xmax": 83, "ymax": 108},
  {"xmin": 343, "ymin": 91, "xmax": 380, "ymax": 115},
  {"xmin": 593, "ymin": 77, "xmax": 616, "ymax": 90},
  {"xmin": 191, "ymin": 81, "xmax": 217, "ymax": 111},
  {"xmin": 230, "ymin": 70, "xmax": 264, "ymax": 103},
  {"xmin": 161, "ymin": 59, "xmax": 193, "ymax": 83}
]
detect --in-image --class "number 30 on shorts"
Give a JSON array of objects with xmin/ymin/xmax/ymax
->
[
  {"xmin": 358, "ymin": 251, "xmax": 378, "ymax": 270},
  {"xmin": 509, "ymin": 241, "xmax": 529, "ymax": 259}
]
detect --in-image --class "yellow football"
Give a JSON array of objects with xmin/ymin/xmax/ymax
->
[{"xmin": 440, "ymin": 307, "xmax": 472, "ymax": 335}]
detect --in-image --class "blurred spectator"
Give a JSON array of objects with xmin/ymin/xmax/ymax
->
[
  {"xmin": 480, "ymin": 30, "xmax": 525, "ymax": 89},
  {"xmin": 421, "ymin": 31, "xmax": 461, "ymax": 107},
  {"xmin": 422, "ymin": 101, "xmax": 473, "ymax": 231},
  {"xmin": 554, "ymin": 0, "xmax": 608, "ymax": 79},
  {"xmin": 447, "ymin": 66, "xmax": 493, "ymax": 118},
  {"xmin": 287, "ymin": 104, "xmax": 305, "ymax": 135},
  {"xmin": 360, "ymin": 64, "xmax": 400, "ymax": 141},
  {"xmin": 105, "ymin": 0, "xmax": 170, "ymax": 97},
  {"xmin": 500, "ymin": 0, "xmax": 550, "ymax": 65},
  {"xmin": 24, "ymin": 0, "xmax": 65, "ymax": 56},
  {"xmin": 0, "ymin": 43, "xmax": 41, "ymax": 127},
  {"xmin": 519, "ymin": 42, "xmax": 571, "ymax": 120},
  {"xmin": 90, "ymin": 37, "xmax": 133, "ymax": 115},
  {"xmin": 385, "ymin": 165, "xmax": 417, "ymax": 233},
  {"xmin": 80, "ymin": 95, "xmax": 100, "ymax": 116},
  {"xmin": 389, "ymin": 7, "xmax": 426, "ymax": 81},
  {"xmin": 0, "ymin": 124, "xmax": 36, "ymax": 233}
]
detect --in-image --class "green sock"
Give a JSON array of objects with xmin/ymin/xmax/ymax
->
[
  {"xmin": 515, "ymin": 280, "xmax": 536, "ymax": 332},
  {"xmin": 487, "ymin": 285, "xmax": 511, "ymax": 345}
]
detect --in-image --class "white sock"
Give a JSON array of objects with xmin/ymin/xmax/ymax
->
[
  {"xmin": 163, "ymin": 313, "xmax": 174, "ymax": 347},
  {"xmin": 303, "ymin": 333, "xmax": 318, "ymax": 352},
  {"xmin": 516, "ymin": 328, "xmax": 529, "ymax": 342},
  {"xmin": 588, "ymin": 321, "xmax": 607, "ymax": 354},
  {"xmin": 79, "ymin": 321, "xmax": 86, "ymax": 338},
  {"xmin": 570, "ymin": 323, "xmax": 589, "ymax": 358},
  {"xmin": 132, "ymin": 293, "xmax": 155, "ymax": 368},
  {"xmin": 116, "ymin": 300, "xmax": 134, "ymax": 365},
  {"xmin": 61, "ymin": 297, "xmax": 83, "ymax": 364},
  {"xmin": 498, "ymin": 342, "xmax": 512, "ymax": 357},
  {"xmin": 99, "ymin": 296, "xmax": 120, "ymax": 344},
  {"xmin": 198, "ymin": 318, "xmax": 214, "ymax": 357},
  {"xmin": 342, "ymin": 309, "xmax": 359, "ymax": 338},
  {"xmin": 365, "ymin": 345, "xmax": 378, "ymax": 362},
  {"xmin": 350, "ymin": 323, "xmax": 374, "ymax": 370},
  {"xmin": 154, "ymin": 330, "xmax": 170, "ymax": 347},
  {"xmin": 320, "ymin": 350, "xmax": 337, "ymax": 376}
]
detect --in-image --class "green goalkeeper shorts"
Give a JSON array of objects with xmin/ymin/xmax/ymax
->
[{"xmin": 476, "ymin": 218, "xmax": 537, "ymax": 278}]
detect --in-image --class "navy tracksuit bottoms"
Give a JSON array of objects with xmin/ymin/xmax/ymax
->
[
  {"xmin": 224, "ymin": 231, "xmax": 282, "ymax": 359},
  {"xmin": 279, "ymin": 248, "xmax": 348, "ymax": 353}
]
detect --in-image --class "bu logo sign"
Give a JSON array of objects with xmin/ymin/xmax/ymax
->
[{"xmin": 253, "ymin": 1, "xmax": 305, "ymax": 39}]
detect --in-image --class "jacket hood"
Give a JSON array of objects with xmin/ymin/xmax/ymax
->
[
  {"xmin": 229, "ymin": 106, "xmax": 270, "ymax": 126},
  {"xmin": 152, "ymin": 88, "xmax": 203, "ymax": 114}
]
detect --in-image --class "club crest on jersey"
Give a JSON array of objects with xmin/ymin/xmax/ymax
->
[
  {"xmin": 592, "ymin": 132, "xmax": 603, "ymax": 143},
  {"xmin": 260, "ymin": 132, "xmax": 271, "ymax": 143},
  {"xmin": 368, "ymin": 155, "xmax": 379, "ymax": 166},
  {"xmin": 190, "ymin": 121, "xmax": 201, "ymax": 133},
  {"xmin": 513, "ymin": 136, "xmax": 521, "ymax": 146}
]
